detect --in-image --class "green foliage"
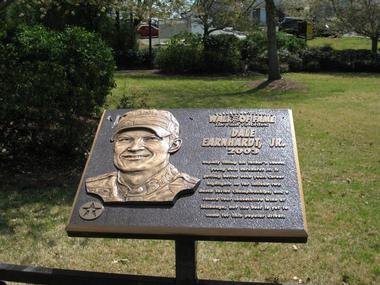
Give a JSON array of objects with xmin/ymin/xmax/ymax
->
[
  {"xmin": 239, "ymin": 32, "xmax": 267, "ymax": 71},
  {"xmin": 240, "ymin": 31, "xmax": 306, "ymax": 72},
  {"xmin": 156, "ymin": 30, "xmax": 379, "ymax": 74},
  {"xmin": 203, "ymin": 34, "xmax": 241, "ymax": 73},
  {"xmin": 239, "ymin": 33, "xmax": 379, "ymax": 72},
  {"xmin": 239, "ymin": 32, "xmax": 267, "ymax": 59},
  {"xmin": 5, "ymin": 0, "xmax": 117, "ymax": 31},
  {"xmin": 276, "ymin": 32, "xmax": 307, "ymax": 52},
  {"xmin": 191, "ymin": 0, "xmax": 258, "ymax": 37},
  {"xmin": 4, "ymin": 0, "xmax": 138, "ymax": 69},
  {"xmin": 302, "ymin": 47, "xmax": 380, "ymax": 72},
  {"xmin": 156, "ymin": 33, "xmax": 241, "ymax": 73},
  {"xmin": 125, "ymin": 48, "xmax": 157, "ymax": 68},
  {"xmin": 155, "ymin": 32, "xmax": 203, "ymax": 73},
  {"xmin": 101, "ymin": 17, "xmax": 138, "ymax": 69},
  {"xmin": 0, "ymin": 25, "xmax": 115, "ymax": 159}
]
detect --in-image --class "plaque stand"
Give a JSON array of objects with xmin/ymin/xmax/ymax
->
[
  {"xmin": 175, "ymin": 238, "xmax": 197, "ymax": 285},
  {"xmin": 1, "ymin": 239, "xmax": 301, "ymax": 284}
]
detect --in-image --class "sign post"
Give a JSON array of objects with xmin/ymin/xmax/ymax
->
[{"xmin": 176, "ymin": 238, "xmax": 197, "ymax": 285}]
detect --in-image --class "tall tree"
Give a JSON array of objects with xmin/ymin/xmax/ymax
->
[
  {"xmin": 4, "ymin": 0, "xmax": 123, "ymax": 31},
  {"xmin": 279, "ymin": 0, "xmax": 334, "ymax": 21},
  {"xmin": 331, "ymin": 0, "xmax": 380, "ymax": 54},
  {"xmin": 279, "ymin": 0, "xmax": 337, "ymax": 37},
  {"xmin": 265, "ymin": 0, "xmax": 281, "ymax": 80},
  {"xmin": 125, "ymin": 0, "xmax": 188, "ymax": 63},
  {"xmin": 126, "ymin": 0, "xmax": 188, "ymax": 23},
  {"xmin": 191, "ymin": 0, "xmax": 260, "ymax": 42}
]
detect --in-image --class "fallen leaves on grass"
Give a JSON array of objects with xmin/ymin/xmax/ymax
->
[{"xmin": 112, "ymin": 258, "xmax": 129, "ymax": 264}]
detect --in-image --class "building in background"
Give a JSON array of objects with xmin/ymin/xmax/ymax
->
[{"xmin": 250, "ymin": 0, "xmax": 282, "ymax": 25}]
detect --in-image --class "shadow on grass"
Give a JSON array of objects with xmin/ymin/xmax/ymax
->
[
  {"xmin": 119, "ymin": 70, "xmax": 380, "ymax": 83},
  {"xmin": 0, "ymin": 186, "xmax": 76, "ymax": 235},
  {"xmin": 116, "ymin": 70, "xmax": 255, "ymax": 81},
  {"xmin": 0, "ymin": 160, "xmax": 81, "ymax": 235},
  {"xmin": 115, "ymin": 71, "xmax": 358, "ymax": 107},
  {"xmin": 239, "ymin": 79, "xmax": 273, "ymax": 94},
  {"xmin": 117, "ymin": 70, "xmax": 380, "ymax": 85},
  {"xmin": 218, "ymin": 79, "xmax": 308, "ymax": 103}
]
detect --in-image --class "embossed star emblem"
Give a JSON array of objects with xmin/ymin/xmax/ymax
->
[{"xmin": 79, "ymin": 201, "xmax": 104, "ymax": 220}]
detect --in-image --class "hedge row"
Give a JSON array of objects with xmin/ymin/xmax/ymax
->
[
  {"xmin": 155, "ymin": 33, "xmax": 245, "ymax": 73},
  {"xmin": 155, "ymin": 32, "xmax": 380, "ymax": 74},
  {"xmin": 0, "ymin": 25, "xmax": 115, "ymax": 159},
  {"xmin": 155, "ymin": 32, "xmax": 307, "ymax": 74},
  {"xmin": 302, "ymin": 47, "xmax": 380, "ymax": 72}
]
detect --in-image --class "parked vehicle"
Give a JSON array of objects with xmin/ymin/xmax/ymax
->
[
  {"xmin": 137, "ymin": 24, "xmax": 159, "ymax": 38},
  {"xmin": 279, "ymin": 17, "xmax": 313, "ymax": 39},
  {"xmin": 210, "ymin": 27, "xmax": 247, "ymax": 39}
]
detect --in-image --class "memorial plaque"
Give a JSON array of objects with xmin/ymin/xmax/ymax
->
[{"xmin": 66, "ymin": 109, "xmax": 308, "ymax": 242}]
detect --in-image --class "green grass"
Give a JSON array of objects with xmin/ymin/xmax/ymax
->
[
  {"xmin": 308, "ymin": 36, "xmax": 378, "ymax": 51},
  {"xmin": 1, "ymin": 71, "xmax": 379, "ymax": 284}
]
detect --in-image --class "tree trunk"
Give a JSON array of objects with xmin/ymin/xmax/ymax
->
[
  {"xmin": 265, "ymin": 0, "xmax": 281, "ymax": 81},
  {"xmin": 371, "ymin": 36, "xmax": 378, "ymax": 54},
  {"xmin": 115, "ymin": 10, "xmax": 120, "ymax": 32},
  {"xmin": 202, "ymin": 16, "xmax": 210, "ymax": 44},
  {"xmin": 203, "ymin": 27, "xmax": 209, "ymax": 43}
]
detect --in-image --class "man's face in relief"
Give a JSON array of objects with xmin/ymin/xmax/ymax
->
[{"xmin": 113, "ymin": 128, "xmax": 171, "ymax": 173}]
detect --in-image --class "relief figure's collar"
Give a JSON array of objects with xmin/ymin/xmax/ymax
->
[{"xmin": 116, "ymin": 164, "xmax": 179, "ymax": 198}]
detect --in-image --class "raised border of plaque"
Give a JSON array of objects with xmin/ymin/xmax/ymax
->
[{"xmin": 66, "ymin": 109, "xmax": 308, "ymax": 243}]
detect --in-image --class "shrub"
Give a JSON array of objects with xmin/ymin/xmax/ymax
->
[
  {"xmin": 301, "ymin": 47, "xmax": 380, "ymax": 72},
  {"xmin": 203, "ymin": 34, "xmax": 242, "ymax": 73},
  {"xmin": 156, "ymin": 33, "xmax": 242, "ymax": 73},
  {"xmin": 99, "ymin": 16, "xmax": 139, "ymax": 69},
  {"xmin": 133, "ymin": 48, "xmax": 157, "ymax": 67},
  {"xmin": 240, "ymin": 31, "xmax": 306, "ymax": 72},
  {"xmin": 155, "ymin": 32, "xmax": 203, "ymax": 73},
  {"xmin": 0, "ymin": 25, "xmax": 115, "ymax": 159},
  {"xmin": 4, "ymin": 1, "xmax": 138, "ymax": 69},
  {"xmin": 239, "ymin": 32, "xmax": 267, "ymax": 72},
  {"xmin": 278, "ymin": 49, "xmax": 303, "ymax": 72},
  {"xmin": 239, "ymin": 32, "xmax": 266, "ymax": 59},
  {"xmin": 276, "ymin": 32, "xmax": 307, "ymax": 53}
]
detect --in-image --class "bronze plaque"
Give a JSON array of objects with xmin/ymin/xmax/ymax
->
[{"xmin": 66, "ymin": 109, "xmax": 308, "ymax": 242}]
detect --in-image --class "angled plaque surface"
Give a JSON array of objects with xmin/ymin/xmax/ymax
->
[{"xmin": 66, "ymin": 109, "xmax": 308, "ymax": 242}]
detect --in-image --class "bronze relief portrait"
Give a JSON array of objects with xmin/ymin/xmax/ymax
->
[{"xmin": 85, "ymin": 109, "xmax": 200, "ymax": 203}]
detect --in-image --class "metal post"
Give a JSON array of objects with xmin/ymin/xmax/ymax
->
[
  {"xmin": 175, "ymin": 238, "xmax": 197, "ymax": 285},
  {"xmin": 148, "ymin": 17, "xmax": 152, "ymax": 66}
]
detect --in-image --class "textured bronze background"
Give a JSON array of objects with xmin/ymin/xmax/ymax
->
[{"xmin": 67, "ymin": 109, "xmax": 308, "ymax": 242}]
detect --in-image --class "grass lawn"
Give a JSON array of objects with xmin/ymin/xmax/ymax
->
[
  {"xmin": 308, "ymin": 36, "xmax": 379, "ymax": 51},
  {"xmin": 1, "ymin": 71, "xmax": 379, "ymax": 285}
]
